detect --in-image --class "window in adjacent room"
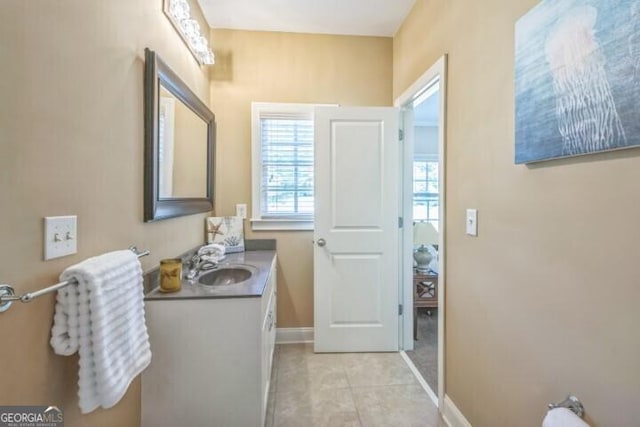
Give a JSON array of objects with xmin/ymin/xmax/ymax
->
[{"xmin": 413, "ymin": 157, "xmax": 439, "ymax": 228}]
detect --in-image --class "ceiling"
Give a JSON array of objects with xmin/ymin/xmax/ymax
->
[{"xmin": 196, "ymin": 0, "xmax": 416, "ymax": 37}]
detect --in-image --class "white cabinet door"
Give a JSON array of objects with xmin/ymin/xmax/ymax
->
[
  {"xmin": 260, "ymin": 261, "xmax": 277, "ymax": 425},
  {"xmin": 314, "ymin": 107, "xmax": 400, "ymax": 353}
]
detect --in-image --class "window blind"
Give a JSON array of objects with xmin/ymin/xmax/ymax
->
[{"xmin": 259, "ymin": 111, "xmax": 314, "ymax": 218}]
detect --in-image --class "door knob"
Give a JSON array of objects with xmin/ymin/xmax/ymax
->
[{"xmin": 317, "ymin": 238, "xmax": 326, "ymax": 247}]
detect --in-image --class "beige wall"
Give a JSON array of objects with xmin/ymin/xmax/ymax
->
[
  {"xmin": 0, "ymin": 0, "xmax": 211, "ymax": 425},
  {"xmin": 209, "ymin": 29, "xmax": 393, "ymax": 327},
  {"xmin": 395, "ymin": 0, "xmax": 640, "ymax": 425}
]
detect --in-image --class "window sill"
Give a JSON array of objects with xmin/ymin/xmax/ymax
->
[{"xmin": 250, "ymin": 218, "xmax": 314, "ymax": 231}]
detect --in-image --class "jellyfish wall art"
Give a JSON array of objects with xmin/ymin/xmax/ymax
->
[{"xmin": 515, "ymin": 0, "xmax": 640, "ymax": 164}]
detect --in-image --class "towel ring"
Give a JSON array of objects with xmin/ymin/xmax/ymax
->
[{"xmin": 548, "ymin": 395, "xmax": 585, "ymax": 418}]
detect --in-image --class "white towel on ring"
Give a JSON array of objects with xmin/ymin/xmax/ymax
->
[{"xmin": 50, "ymin": 250, "xmax": 151, "ymax": 414}]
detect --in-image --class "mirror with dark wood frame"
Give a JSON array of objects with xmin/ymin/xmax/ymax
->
[{"xmin": 144, "ymin": 48, "xmax": 215, "ymax": 222}]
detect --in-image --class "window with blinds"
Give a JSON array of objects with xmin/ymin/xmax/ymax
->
[
  {"xmin": 259, "ymin": 114, "xmax": 314, "ymax": 218},
  {"xmin": 251, "ymin": 103, "xmax": 324, "ymax": 230}
]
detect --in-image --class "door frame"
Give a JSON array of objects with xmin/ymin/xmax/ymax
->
[{"xmin": 394, "ymin": 55, "xmax": 447, "ymax": 405}]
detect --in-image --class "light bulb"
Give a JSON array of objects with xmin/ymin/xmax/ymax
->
[
  {"xmin": 170, "ymin": 0, "xmax": 189, "ymax": 22},
  {"xmin": 165, "ymin": 0, "xmax": 214, "ymax": 66},
  {"xmin": 181, "ymin": 19, "xmax": 200, "ymax": 38}
]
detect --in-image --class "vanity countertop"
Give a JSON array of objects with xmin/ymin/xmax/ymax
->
[{"xmin": 145, "ymin": 249, "xmax": 276, "ymax": 301}]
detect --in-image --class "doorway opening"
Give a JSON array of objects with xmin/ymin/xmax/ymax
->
[{"xmin": 396, "ymin": 56, "xmax": 447, "ymax": 406}]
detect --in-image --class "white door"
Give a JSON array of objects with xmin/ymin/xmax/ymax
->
[{"xmin": 314, "ymin": 107, "xmax": 400, "ymax": 353}]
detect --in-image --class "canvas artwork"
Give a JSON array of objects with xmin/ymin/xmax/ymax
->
[
  {"xmin": 515, "ymin": 0, "xmax": 640, "ymax": 164},
  {"xmin": 206, "ymin": 216, "xmax": 245, "ymax": 253}
]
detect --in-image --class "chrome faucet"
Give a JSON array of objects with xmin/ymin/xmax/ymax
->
[{"xmin": 186, "ymin": 254, "xmax": 219, "ymax": 280}]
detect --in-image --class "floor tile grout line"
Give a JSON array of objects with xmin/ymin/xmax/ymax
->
[
  {"xmin": 269, "ymin": 346, "xmax": 279, "ymax": 427},
  {"xmin": 348, "ymin": 381, "xmax": 421, "ymax": 390},
  {"xmin": 340, "ymin": 352, "xmax": 353, "ymax": 390},
  {"xmin": 340, "ymin": 354, "xmax": 365, "ymax": 427},
  {"xmin": 274, "ymin": 386, "xmax": 353, "ymax": 397},
  {"xmin": 274, "ymin": 344, "xmax": 352, "ymax": 397},
  {"xmin": 270, "ymin": 392, "xmax": 277, "ymax": 427},
  {"xmin": 350, "ymin": 387, "xmax": 365, "ymax": 427},
  {"xmin": 272, "ymin": 346, "xmax": 438, "ymax": 426}
]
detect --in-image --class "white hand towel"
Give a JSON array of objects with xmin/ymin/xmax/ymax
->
[
  {"xmin": 50, "ymin": 250, "xmax": 151, "ymax": 414},
  {"xmin": 543, "ymin": 408, "xmax": 589, "ymax": 427},
  {"xmin": 197, "ymin": 243, "xmax": 226, "ymax": 261}
]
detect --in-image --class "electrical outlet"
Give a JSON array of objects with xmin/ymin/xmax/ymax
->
[
  {"xmin": 44, "ymin": 215, "xmax": 78, "ymax": 260},
  {"xmin": 236, "ymin": 204, "xmax": 247, "ymax": 219}
]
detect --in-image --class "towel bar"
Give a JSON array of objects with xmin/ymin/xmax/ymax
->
[
  {"xmin": 0, "ymin": 246, "xmax": 150, "ymax": 313},
  {"xmin": 548, "ymin": 395, "xmax": 585, "ymax": 418}
]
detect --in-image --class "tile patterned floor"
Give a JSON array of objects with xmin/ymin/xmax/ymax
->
[{"xmin": 266, "ymin": 344, "xmax": 445, "ymax": 427}]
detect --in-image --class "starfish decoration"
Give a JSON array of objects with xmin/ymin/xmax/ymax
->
[{"xmin": 208, "ymin": 220, "xmax": 225, "ymax": 238}]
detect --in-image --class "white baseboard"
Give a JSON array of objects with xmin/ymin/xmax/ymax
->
[
  {"xmin": 276, "ymin": 327, "xmax": 314, "ymax": 344},
  {"xmin": 442, "ymin": 395, "xmax": 472, "ymax": 427}
]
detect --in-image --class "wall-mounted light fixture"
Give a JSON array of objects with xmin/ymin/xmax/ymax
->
[{"xmin": 163, "ymin": 0, "xmax": 215, "ymax": 65}]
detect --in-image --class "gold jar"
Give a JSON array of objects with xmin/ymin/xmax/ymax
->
[{"xmin": 159, "ymin": 258, "xmax": 182, "ymax": 293}]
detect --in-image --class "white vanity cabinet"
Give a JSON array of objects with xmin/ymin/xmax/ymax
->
[{"xmin": 142, "ymin": 255, "xmax": 277, "ymax": 427}]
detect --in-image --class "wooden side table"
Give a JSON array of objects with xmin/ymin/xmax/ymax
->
[{"xmin": 413, "ymin": 270, "xmax": 438, "ymax": 340}]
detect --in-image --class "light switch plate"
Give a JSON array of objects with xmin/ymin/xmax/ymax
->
[
  {"xmin": 44, "ymin": 215, "xmax": 77, "ymax": 260},
  {"xmin": 236, "ymin": 204, "xmax": 247, "ymax": 219},
  {"xmin": 466, "ymin": 209, "xmax": 478, "ymax": 236}
]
